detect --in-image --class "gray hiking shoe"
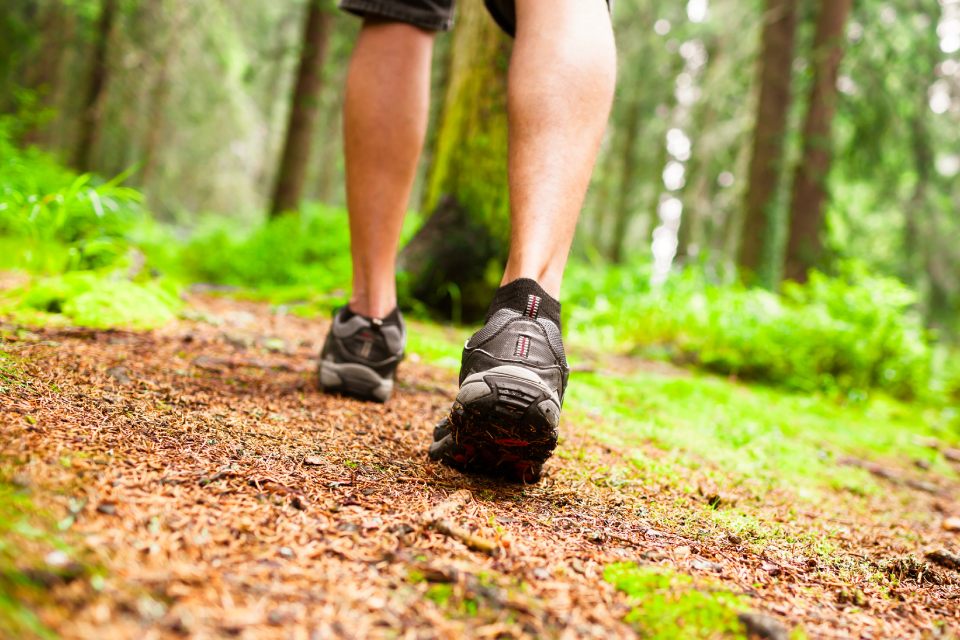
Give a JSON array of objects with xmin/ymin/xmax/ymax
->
[
  {"xmin": 429, "ymin": 289, "xmax": 569, "ymax": 483},
  {"xmin": 318, "ymin": 307, "xmax": 405, "ymax": 403}
]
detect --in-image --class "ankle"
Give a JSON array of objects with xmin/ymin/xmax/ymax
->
[
  {"xmin": 348, "ymin": 294, "xmax": 397, "ymax": 320},
  {"xmin": 500, "ymin": 265, "xmax": 563, "ymax": 299}
]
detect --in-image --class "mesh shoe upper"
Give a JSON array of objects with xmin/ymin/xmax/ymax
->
[
  {"xmin": 460, "ymin": 304, "xmax": 569, "ymax": 403},
  {"xmin": 321, "ymin": 307, "xmax": 406, "ymax": 379}
]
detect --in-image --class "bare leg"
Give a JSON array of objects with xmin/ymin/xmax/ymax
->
[
  {"xmin": 501, "ymin": 0, "xmax": 617, "ymax": 297},
  {"xmin": 343, "ymin": 20, "xmax": 434, "ymax": 318}
]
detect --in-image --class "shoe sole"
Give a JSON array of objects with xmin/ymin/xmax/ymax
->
[
  {"xmin": 428, "ymin": 365, "xmax": 561, "ymax": 483},
  {"xmin": 319, "ymin": 359, "xmax": 393, "ymax": 403}
]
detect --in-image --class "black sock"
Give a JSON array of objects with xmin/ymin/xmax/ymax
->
[
  {"xmin": 341, "ymin": 305, "xmax": 402, "ymax": 326},
  {"xmin": 485, "ymin": 278, "xmax": 561, "ymax": 329}
]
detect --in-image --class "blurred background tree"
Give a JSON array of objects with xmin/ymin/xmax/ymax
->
[{"xmin": 1, "ymin": 0, "xmax": 959, "ymax": 336}]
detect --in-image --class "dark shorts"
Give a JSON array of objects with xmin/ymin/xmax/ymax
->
[{"xmin": 339, "ymin": 0, "xmax": 609, "ymax": 37}]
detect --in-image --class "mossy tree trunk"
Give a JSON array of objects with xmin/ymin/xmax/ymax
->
[{"xmin": 400, "ymin": 1, "xmax": 511, "ymax": 321}]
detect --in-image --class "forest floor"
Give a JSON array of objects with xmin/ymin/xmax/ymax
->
[{"xmin": 2, "ymin": 293, "xmax": 960, "ymax": 639}]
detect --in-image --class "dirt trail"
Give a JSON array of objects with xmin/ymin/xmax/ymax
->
[{"xmin": 2, "ymin": 296, "xmax": 959, "ymax": 639}]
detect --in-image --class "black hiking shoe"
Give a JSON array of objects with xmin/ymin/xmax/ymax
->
[
  {"xmin": 429, "ymin": 281, "xmax": 569, "ymax": 483},
  {"xmin": 318, "ymin": 306, "xmax": 405, "ymax": 403}
]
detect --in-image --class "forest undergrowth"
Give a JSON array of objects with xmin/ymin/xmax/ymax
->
[{"xmin": 1, "ymin": 294, "xmax": 959, "ymax": 638}]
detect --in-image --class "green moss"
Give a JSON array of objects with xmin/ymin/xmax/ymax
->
[
  {"xmin": 6, "ymin": 271, "xmax": 181, "ymax": 330},
  {"xmin": 0, "ymin": 481, "xmax": 68, "ymax": 640},
  {"xmin": 425, "ymin": 584, "xmax": 454, "ymax": 608},
  {"xmin": 422, "ymin": 1, "xmax": 510, "ymax": 237},
  {"xmin": 604, "ymin": 563, "xmax": 748, "ymax": 639},
  {"xmin": 572, "ymin": 368, "xmax": 958, "ymax": 500}
]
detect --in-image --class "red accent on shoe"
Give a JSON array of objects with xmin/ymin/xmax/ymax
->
[
  {"xmin": 524, "ymin": 294, "xmax": 541, "ymax": 318},
  {"xmin": 494, "ymin": 438, "xmax": 529, "ymax": 447},
  {"xmin": 514, "ymin": 335, "xmax": 530, "ymax": 358}
]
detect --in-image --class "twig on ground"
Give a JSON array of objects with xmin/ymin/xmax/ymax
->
[{"xmin": 421, "ymin": 489, "xmax": 500, "ymax": 557}]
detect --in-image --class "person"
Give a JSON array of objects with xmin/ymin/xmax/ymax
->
[{"xmin": 318, "ymin": 0, "xmax": 617, "ymax": 483}]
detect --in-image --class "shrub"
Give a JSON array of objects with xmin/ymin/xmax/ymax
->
[
  {"xmin": 0, "ymin": 118, "xmax": 143, "ymax": 273},
  {"xmin": 564, "ymin": 260, "xmax": 938, "ymax": 400},
  {"xmin": 173, "ymin": 205, "xmax": 353, "ymax": 293}
]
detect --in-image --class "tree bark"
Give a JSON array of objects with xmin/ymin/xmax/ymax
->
[
  {"xmin": 738, "ymin": 0, "xmax": 798, "ymax": 283},
  {"xmin": 140, "ymin": 0, "xmax": 188, "ymax": 188},
  {"xmin": 269, "ymin": 1, "xmax": 333, "ymax": 217},
  {"xmin": 610, "ymin": 90, "xmax": 644, "ymax": 264},
  {"xmin": 783, "ymin": 0, "xmax": 852, "ymax": 282},
  {"xmin": 20, "ymin": 2, "xmax": 73, "ymax": 146},
  {"xmin": 399, "ymin": 1, "xmax": 511, "ymax": 320},
  {"xmin": 73, "ymin": 0, "xmax": 117, "ymax": 173}
]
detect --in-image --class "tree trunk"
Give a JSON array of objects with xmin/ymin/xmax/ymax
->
[
  {"xmin": 783, "ymin": 0, "xmax": 852, "ymax": 282},
  {"xmin": 20, "ymin": 2, "xmax": 72, "ymax": 146},
  {"xmin": 73, "ymin": 0, "xmax": 117, "ymax": 173},
  {"xmin": 609, "ymin": 90, "xmax": 644, "ymax": 264},
  {"xmin": 738, "ymin": 0, "xmax": 798, "ymax": 283},
  {"xmin": 399, "ymin": 1, "xmax": 511, "ymax": 320},
  {"xmin": 140, "ymin": 0, "xmax": 188, "ymax": 188},
  {"xmin": 905, "ymin": 28, "xmax": 954, "ymax": 326},
  {"xmin": 269, "ymin": 1, "xmax": 333, "ymax": 217}
]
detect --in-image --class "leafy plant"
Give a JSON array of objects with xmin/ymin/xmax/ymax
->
[
  {"xmin": 0, "ymin": 118, "xmax": 144, "ymax": 274},
  {"xmin": 564, "ymin": 260, "xmax": 946, "ymax": 401}
]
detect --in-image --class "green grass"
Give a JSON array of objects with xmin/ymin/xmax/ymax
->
[
  {"xmin": 0, "ymin": 351, "xmax": 90, "ymax": 638},
  {"xmin": 572, "ymin": 369, "xmax": 958, "ymax": 501},
  {"xmin": 603, "ymin": 563, "xmax": 748, "ymax": 639},
  {"xmin": 0, "ymin": 482, "xmax": 63, "ymax": 640}
]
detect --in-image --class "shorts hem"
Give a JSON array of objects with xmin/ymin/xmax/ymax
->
[{"xmin": 339, "ymin": 0, "xmax": 454, "ymax": 32}]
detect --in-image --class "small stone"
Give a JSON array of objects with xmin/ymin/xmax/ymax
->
[
  {"xmin": 673, "ymin": 545, "xmax": 692, "ymax": 558},
  {"xmin": 222, "ymin": 332, "xmax": 253, "ymax": 350},
  {"xmin": 278, "ymin": 546, "xmax": 295, "ymax": 559},
  {"xmin": 926, "ymin": 549, "xmax": 960, "ymax": 571},
  {"xmin": 192, "ymin": 355, "xmax": 225, "ymax": 372},
  {"xmin": 692, "ymin": 558, "xmax": 723, "ymax": 573},
  {"xmin": 96, "ymin": 502, "xmax": 117, "ymax": 516},
  {"xmin": 942, "ymin": 517, "xmax": 960, "ymax": 533},
  {"xmin": 738, "ymin": 612, "xmax": 789, "ymax": 640},
  {"xmin": 44, "ymin": 550, "xmax": 70, "ymax": 568},
  {"xmin": 267, "ymin": 609, "xmax": 295, "ymax": 626},
  {"xmin": 304, "ymin": 455, "xmax": 324, "ymax": 466},
  {"xmin": 726, "ymin": 533, "xmax": 743, "ymax": 545},
  {"xmin": 263, "ymin": 337, "xmax": 287, "ymax": 353},
  {"xmin": 532, "ymin": 567, "xmax": 550, "ymax": 580},
  {"xmin": 588, "ymin": 531, "xmax": 606, "ymax": 543},
  {"xmin": 106, "ymin": 366, "xmax": 131, "ymax": 385}
]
